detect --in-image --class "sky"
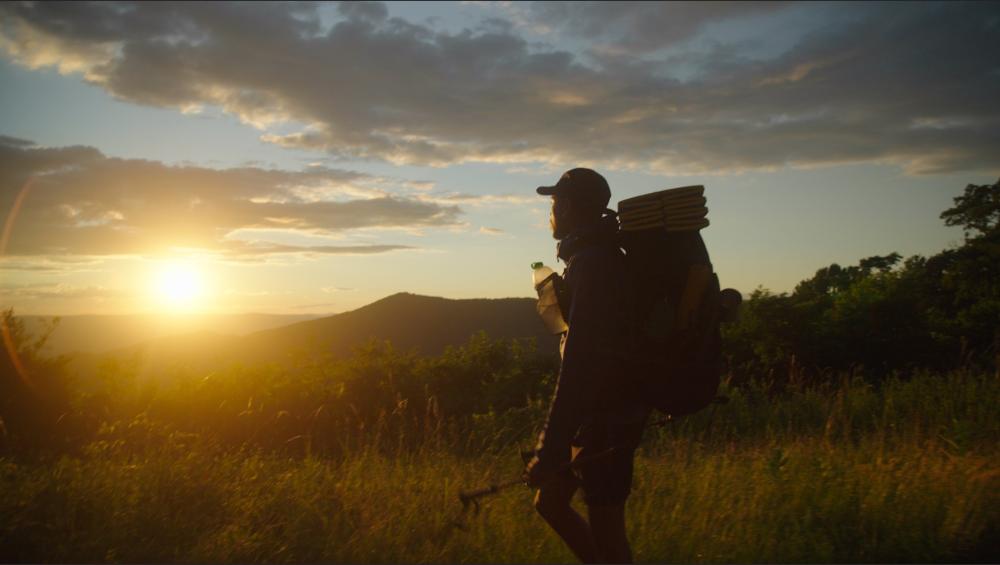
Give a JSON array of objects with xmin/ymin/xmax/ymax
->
[{"xmin": 1, "ymin": 1, "xmax": 998, "ymax": 316}]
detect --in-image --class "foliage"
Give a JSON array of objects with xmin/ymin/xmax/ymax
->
[
  {"xmin": 0, "ymin": 309, "xmax": 72, "ymax": 452},
  {"xmin": 940, "ymin": 178, "xmax": 1000, "ymax": 239},
  {"xmin": 0, "ymin": 326, "xmax": 556, "ymax": 457},
  {"xmin": 0, "ymin": 370, "xmax": 996, "ymax": 563},
  {"xmin": 723, "ymin": 178, "xmax": 1000, "ymax": 381}
]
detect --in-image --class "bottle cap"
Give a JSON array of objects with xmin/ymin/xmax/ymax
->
[{"xmin": 531, "ymin": 262, "xmax": 543, "ymax": 269}]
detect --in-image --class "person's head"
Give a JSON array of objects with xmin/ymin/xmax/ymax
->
[{"xmin": 536, "ymin": 168, "xmax": 611, "ymax": 239}]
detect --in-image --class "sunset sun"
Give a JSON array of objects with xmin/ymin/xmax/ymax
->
[{"xmin": 152, "ymin": 261, "xmax": 205, "ymax": 311}]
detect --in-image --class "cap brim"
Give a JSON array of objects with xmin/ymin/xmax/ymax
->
[{"xmin": 536, "ymin": 185, "xmax": 559, "ymax": 195}]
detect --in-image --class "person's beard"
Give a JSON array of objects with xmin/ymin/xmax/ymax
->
[{"xmin": 551, "ymin": 211, "xmax": 568, "ymax": 240}]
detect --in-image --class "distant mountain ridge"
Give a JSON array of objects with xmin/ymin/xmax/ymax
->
[
  {"xmin": 23, "ymin": 313, "xmax": 322, "ymax": 355},
  {"xmin": 63, "ymin": 293, "xmax": 559, "ymax": 378},
  {"xmin": 241, "ymin": 293, "xmax": 559, "ymax": 362}
]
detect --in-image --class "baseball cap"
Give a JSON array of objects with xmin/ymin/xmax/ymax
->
[{"xmin": 536, "ymin": 168, "xmax": 611, "ymax": 209}]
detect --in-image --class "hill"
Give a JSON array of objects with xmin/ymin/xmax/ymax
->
[
  {"xmin": 239, "ymin": 293, "xmax": 559, "ymax": 362},
  {"xmin": 65, "ymin": 293, "xmax": 559, "ymax": 378}
]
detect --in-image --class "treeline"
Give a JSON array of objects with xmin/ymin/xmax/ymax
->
[
  {"xmin": 0, "ymin": 180, "xmax": 996, "ymax": 456},
  {"xmin": 0, "ymin": 323, "xmax": 557, "ymax": 455},
  {"xmin": 723, "ymin": 179, "xmax": 999, "ymax": 380}
]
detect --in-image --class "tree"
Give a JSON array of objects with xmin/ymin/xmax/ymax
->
[
  {"xmin": 722, "ymin": 177, "xmax": 1000, "ymax": 379},
  {"xmin": 940, "ymin": 178, "xmax": 1000, "ymax": 240},
  {"xmin": 0, "ymin": 310, "xmax": 71, "ymax": 452},
  {"xmin": 936, "ymin": 178, "xmax": 1000, "ymax": 368}
]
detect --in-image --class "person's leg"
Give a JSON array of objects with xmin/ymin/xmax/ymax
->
[
  {"xmin": 588, "ymin": 502, "xmax": 632, "ymax": 563},
  {"xmin": 534, "ymin": 471, "xmax": 601, "ymax": 563},
  {"xmin": 578, "ymin": 434, "xmax": 641, "ymax": 564}
]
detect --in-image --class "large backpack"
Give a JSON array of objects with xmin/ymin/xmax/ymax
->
[{"xmin": 616, "ymin": 185, "xmax": 741, "ymax": 418}]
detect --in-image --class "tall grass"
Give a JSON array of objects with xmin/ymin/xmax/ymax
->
[{"xmin": 2, "ymin": 370, "xmax": 997, "ymax": 563}]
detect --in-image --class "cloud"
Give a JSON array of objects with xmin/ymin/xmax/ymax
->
[
  {"xmin": 222, "ymin": 242, "xmax": 415, "ymax": 257},
  {"xmin": 0, "ymin": 257, "xmax": 103, "ymax": 273},
  {"xmin": 0, "ymin": 283, "xmax": 125, "ymax": 300},
  {"xmin": 479, "ymin": 226, "xmax": 504, "ymax": 235},
  {"xmin": 423, "ymin": 192, "xmax": 537, "ymax": 205},
  {"xmin": 1, "ymin": 2, "xmax": 998, "ymax": 174},
  {"xmin": 321, "ymin": 285, "xmax": 355, "ymax": 293},
  {"xmin": 527, "ymin": 2, "xmax": 790, "ymax": 54},
  {"xmin": 0, "ymin": 137, "xmax": 461, "ymax": 258},
  {"xmin": 222, "ymin": 289, "xmax": 276, "ymax": 298}
]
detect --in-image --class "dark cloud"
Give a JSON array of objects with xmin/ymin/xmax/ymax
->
[
  {"xmin": 337, "ymin": 1, "xmax": 388, "ymax": 24},
  {"xmin": 1, "ymin": 2, "xmax": 998, "ymax": 174},
  {"xmin": 528, "ymin": 1, "xmax": 790, "ymax": 54},
  {"xmin": 0, "ymin": 137, "xmax": 460, "ymax": 258}
]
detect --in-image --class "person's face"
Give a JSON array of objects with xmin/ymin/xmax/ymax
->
[{"xmin": 549, "ymin": 195, "xmax": 573, "ymax": 239}]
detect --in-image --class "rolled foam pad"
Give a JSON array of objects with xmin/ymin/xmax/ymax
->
[
  {"xmin": 661, "ymin": 206, "xmax": 708, "ymax": 218},
  {"xmin": 619, "ymin": 199, "xmax": 706, "ymax": 220},
  {"xmin": 659, "ymin": 187, "xmax": 704, "ymax": 203},
  {"xmin": 663, "ymin": 196, "xmax": 707, "ymax": 209},
  {"xmin": 636, "ymin": 194, "xmax": 704, "ymax": 210},
  {"xmin": 665, "ymin": 218, "xmax": 709, "ymax": 232},
  {"xmin": 663, "ymin": 206, "xmax": 709, "ymax": 220},
  {"xmin": 617, "ymin": 201, "xmax": 661, "ymax": 214},
  {"xmin": 622, "ymin": 208, "xmax": 707, "ymax": 226},
  {"xmin": 618, "ymin": 185, "xmax": 704, "ymax": 210}
]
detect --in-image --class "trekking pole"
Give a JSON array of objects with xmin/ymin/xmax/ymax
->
[
  {"xmin": 458, "ymin": 446, "xmax": 617, "ymax": 514},
  {"xmin": 456, "ymin": 414, "xmax": 691, "ymax": 517},
  {"xmin": 457, "ymin": 478, "xmax": 524, "ymax": 511}
]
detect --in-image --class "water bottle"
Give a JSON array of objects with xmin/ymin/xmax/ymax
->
[
  {"xmin": 531, "ymin": 261, "xmax": 555, "ymax": 291},
  {"xmin": 531, "ymin": 262, "xmax": 568, "ymax": 334}
]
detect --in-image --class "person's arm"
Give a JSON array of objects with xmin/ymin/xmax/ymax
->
[{"xmin": 529, "ymin": 249, "xmax": 620, "ymax": 477}]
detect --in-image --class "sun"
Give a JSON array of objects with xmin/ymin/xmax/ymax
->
[{"xmin": 153, "ymin": 261, "xmax": 205, "ymax": 311}]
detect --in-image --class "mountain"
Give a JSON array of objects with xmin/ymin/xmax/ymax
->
[
  {"xmin": 241, "ymin": 293, "xmax": 559, "ymax": 362},
  {"xmin": 64, "ymin": 293, "xmax": 559, "ymax": 378}
]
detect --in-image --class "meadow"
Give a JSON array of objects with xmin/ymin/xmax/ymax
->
[
  {"xmin": 2, "ymin": 356, "xmax": 996, "ymax": 563},
  {"xmin": 2, "ymin": 188, "xmax": 998, "ymax": 563}
]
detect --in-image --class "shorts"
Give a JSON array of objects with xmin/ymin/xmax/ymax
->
[
  {"xmin": 568, "ymin": 443, "xmax": 638, "ymax": 507},
  {"xmin": 568, "ymin": 405, "xmax": 649, "ymax": 507}
]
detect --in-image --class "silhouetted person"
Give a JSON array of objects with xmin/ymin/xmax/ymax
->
[{"xmin": 524, "ymin": 168, "xmax": 649, "ymax": 563}]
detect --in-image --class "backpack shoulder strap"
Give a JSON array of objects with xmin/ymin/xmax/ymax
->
[{"xmin": 675, "ymin": 263, "xmax": 712, "ymax": 331}]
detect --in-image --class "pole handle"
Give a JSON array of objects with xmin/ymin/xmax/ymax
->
[{"xmin": 457, "ymin": 418, "xmax": 678, "ymax": 508}]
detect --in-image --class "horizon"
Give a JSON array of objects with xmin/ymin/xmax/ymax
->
[
  {"xmin": 20, "ymin": 290, "xmax": 541, "ymax": 318},
  {"xmin": 2, "ymin": 1, "xmax": 998, "ymax": 316}
]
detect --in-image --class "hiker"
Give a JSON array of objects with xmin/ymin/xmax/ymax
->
[{"xmin": 524, "ymin": 168, "xmax": 650, "ymax": 564}]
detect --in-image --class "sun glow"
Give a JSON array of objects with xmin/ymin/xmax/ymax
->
[{"xmin": 152, "ymin": 261, "xmax": 206, "ymax": 312}]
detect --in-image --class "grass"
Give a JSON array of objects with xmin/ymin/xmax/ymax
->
[{"xmin": 2, "ymin": 370, "xmax": 998, "ymax": 563}]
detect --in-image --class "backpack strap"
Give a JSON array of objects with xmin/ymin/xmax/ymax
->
[{"xmin": 675, "ymin": 263, "xmax": 712, "ymax": 331}]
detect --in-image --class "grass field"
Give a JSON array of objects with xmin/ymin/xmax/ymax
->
[{"xmin": 2, "ymin": 370, "xmax": 997, "ymax": 563}]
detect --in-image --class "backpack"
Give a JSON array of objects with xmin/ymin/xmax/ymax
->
[{"xmin": 616, "ymin": 185, "xmax": 742, "ymax": 418}]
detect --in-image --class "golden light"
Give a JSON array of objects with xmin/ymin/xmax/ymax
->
[{"xmin": 152, "ymin": 261, "xmax": 205, "ymax": 311}]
